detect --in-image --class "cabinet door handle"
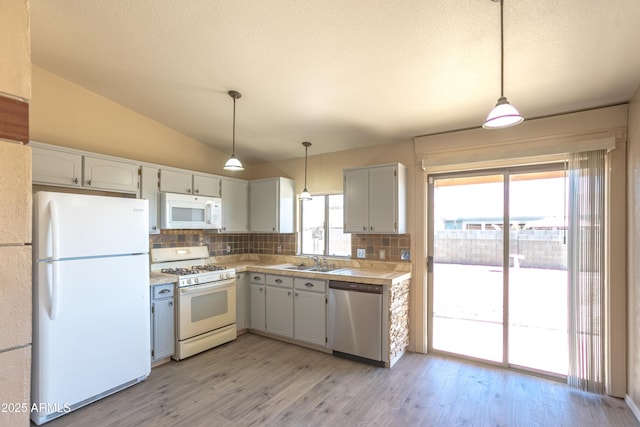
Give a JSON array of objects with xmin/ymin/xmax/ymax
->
[
  {"xmin": 304, "ymin": 282, "xmax": 314, "ymax": 288},
  {"xmin": 169, "ymin": 301, "xmax": 173, "ymax": 307},
  {"xmin": 294, "ymin": 292, "xmax": 298, "ymax": 297},
  {"xmin": 363, "ymin": 226, "xmax": 366, "ymax": 231},
  {"xmin": 87, "ymin": 179, "xmax": 92, "ymax": 186},
  {"xmin": 152, "ymin": 225, "xmax": 157, "ymax": 230},
  {"xmin": 260, "ymin": 287, "xmax": 263, "ymax": 292},
  {"xmin": 159, "ymin": 289, "xmax": 170, "ymax": 294},
  {"xmin": 195, "ymin": 189, "xmax": 199, "ymax": 194},
  {"xmin": 275, "ymin": 279, "xmax": 283, "ymax": 284},
  {"xmin": 73, "ymin": 177, "xmax": 79, "ymax": 184},
  {"xmin": 253, "ymin": 276, "xmax": 262, "ymax": 281},
  {"xmin": 287, "ymin": 291, "xmax": 291, "ymax": 296}
]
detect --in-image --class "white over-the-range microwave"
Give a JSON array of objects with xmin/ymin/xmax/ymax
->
[{"xmin": 160, "ymin": 192, "xmax": 222, "ymax": 229}]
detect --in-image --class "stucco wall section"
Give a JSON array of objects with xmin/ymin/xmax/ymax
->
[
  {"xmin": 0, "ymin": 0, "xmax": 31, "ymax": 100},
  {"xmin": 0, "ymin": 246, "xmax": 32, "ymax": 350},
  {"xmin": 0, "ymin": 346, "xmax": 31, "ymax": 426},
  {"xmin": 0, "ymin": 142, "xmax": 31, "ymax": 243},
  {"xmin": 627, "ymin": 86, "xmax": 640, "ymax": 410}
]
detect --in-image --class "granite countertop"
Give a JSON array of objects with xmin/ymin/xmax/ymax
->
[
  {"xmin": 234, "ymin": 264, "xmax": 410, "ymax": 286},
  {"xmin": 149, "ymin": 256, "xmax": 411, "ymax": 287},
  {"xmin": 150, "ymin": 272, "xmax": 177, "ymax": 286}
]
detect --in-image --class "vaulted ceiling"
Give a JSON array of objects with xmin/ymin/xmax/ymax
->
[{"xmin": 31, "ymin": 0, "xmax": 640, "ymax": 163}]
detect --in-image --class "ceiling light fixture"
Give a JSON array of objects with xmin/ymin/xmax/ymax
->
[
  {"xmin": 483, "ymin": 0, "xmax": 523, "ymax": 129},
  {"xmin": 299, "ymin": 141, "xmax": 312, "ymax": 201},
  {"xmin": 223, "ymin": 90, "xmax": 244, "ymax": 171}
]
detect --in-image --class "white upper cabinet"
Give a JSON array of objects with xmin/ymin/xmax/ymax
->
[
  {"xmin": 160, "ymin": 169, "xmax": 221, "ymax": 197},
  {"xmin": 32, "ymin": 143, "xmax": 138, "ymax": 193},
  {"xmin": 220, "ymin": 178, "xmax": 249, "ymax": 232},
  {"xmin": 343, "ymin": 168, "xmax": 369, "ymax": 233},
  {"xmin": 249, "ymin": 177, "xmax": 295, "ymax": 233},
  {"xmin": 343, "ymin": 163, "xmax": 407, "ymax": 234},
  {"xmin": 193, "ymin": 173, "xmax": 221, "ymax": 197},
  {"xmin": 83, "ymin": 156, "xmax": 140, "ymax": 193},
  {"xmin": 140, "ymin": 166, "xmax": 160, "ymax": 234},
  {"xmin": 159, "ymin": 169, "xmax": 193, "ymax": 194},
  {"xmin": 32, "ymin": 145, "xmax": 82, "ymax": 187}
]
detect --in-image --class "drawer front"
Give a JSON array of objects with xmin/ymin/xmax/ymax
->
[
  {"xmin": 266, "ymin": 274, "xmax": 294, "ymax": 288},
  {"xmin": 250, "ymin": 273, "xmax": 266, "ymax": 284},
  {"xmin": 153, "ymin": 283, "xmax": 174, "ymax": 299},
  {"xmin": 294, "ymin": 278, "xmax": 327, "ymax": 293}
]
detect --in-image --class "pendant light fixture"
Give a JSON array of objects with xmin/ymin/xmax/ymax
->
[
  {"xmin": 299, "ymin": 141, "xmax": 312, "ymax": 201},
  {"xmin": 223, "ymin": 90, "xmax": 244, "ymax": 171},
  {"xmin": 483, "ymin": 0, "xmax": 524, "ymax": 129}
]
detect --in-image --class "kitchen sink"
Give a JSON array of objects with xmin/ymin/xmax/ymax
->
[
  {"xmin": 308, "ymin": 266, "xmax": 337, "ymax": 272},
  {"xmin": 284, "ymin": 265, "xmax": 315, "ymax": 271},
  {"xmin": 283, "ymin": 265, "xmax": 340, "ymax": 273}
]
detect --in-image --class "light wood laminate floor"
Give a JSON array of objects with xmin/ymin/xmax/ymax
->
[{"xmin": 43, "ymin": 333, "xmax": 638, "ymax": 427}]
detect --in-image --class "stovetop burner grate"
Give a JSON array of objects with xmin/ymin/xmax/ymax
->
[{"xmin": 160, "ymin": 265, "xmax": 228, "ymax": 276}]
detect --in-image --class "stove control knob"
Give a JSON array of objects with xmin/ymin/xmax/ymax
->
[
  {"xmin": 224, "ymin": 273, "xmax": 231, "ymax": 279},
  {"xmin": 187, "ymin": 279, "xmax": 192, "ymax": 285},
  {"xmin": 221, "ymin": 273, "xmax": 227, "ymax": 279},
  {"xmin": 194, "ymin": 278, "xmax": 199, "ymax": 284}
]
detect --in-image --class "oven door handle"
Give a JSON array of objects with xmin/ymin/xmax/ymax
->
[{"xmin": 179, "ymin": 278, "xmax": 236, "ymax": 295}]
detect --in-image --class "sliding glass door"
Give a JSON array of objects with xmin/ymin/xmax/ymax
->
[
  {"xmin": 430, "ymin": 165, "xmax": 568, "ymax": 375},
  {"xmin": 431, "ymin": 173, "xmax": 505, "ymax": 362},
  {"xmin": 507, "ymin": 170, "xmax": 567, "ymax": 374}
]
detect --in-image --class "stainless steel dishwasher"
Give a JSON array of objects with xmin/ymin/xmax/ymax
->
[{"xmin": 328, "ymin": 280, "xmax": 383, "ymax": 366}]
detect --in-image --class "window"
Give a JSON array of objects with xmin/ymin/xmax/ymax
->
[{"xmin": 300, "ymin": 195, "xmax": 351, "ymax": 256}]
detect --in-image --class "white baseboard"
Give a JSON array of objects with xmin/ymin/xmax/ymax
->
[{"xmin": 625, "ymin": 394, "xmax": 640, "ymax": 423}]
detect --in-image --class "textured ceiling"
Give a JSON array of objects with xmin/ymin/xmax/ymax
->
[{"xmin": 31, "ymin": 0, "xmax": 640, "ymax": 163}]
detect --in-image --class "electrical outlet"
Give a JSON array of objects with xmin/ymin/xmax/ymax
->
[
  {"xmin": 277, "ymin": 245, "xmax": 282, "ymax": 254},
  {"xmin": 357, "ymin": 248, "xmax": 366, "ymax": 258},
  {"xmin": 379, "ymin": 249, "xmax": 385, "ymax": 260}
]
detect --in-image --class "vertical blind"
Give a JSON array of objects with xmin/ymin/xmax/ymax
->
[{"xmin": 567, "ymin": 150, "xmax": 605, "ymax": 393}]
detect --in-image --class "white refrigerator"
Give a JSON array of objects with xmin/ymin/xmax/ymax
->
[{"xmin": 32, "ymin": 192, "xmax": 151, "ymax": 425}]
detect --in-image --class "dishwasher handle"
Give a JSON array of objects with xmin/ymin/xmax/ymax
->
[{"xmin": 329, "ymin": 280, "xmax": 382, "ymax": 294}]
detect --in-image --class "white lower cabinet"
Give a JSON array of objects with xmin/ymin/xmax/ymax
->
[
  {"xmin": 293, "ymin": 278, "xmax": 327, "ymax": 346},
  {"xmin": 250, "ymin": 273, "xmax": 327, "ymax": 347},
  {"xmin": 236, "ymin": 272, "xmax": 249, "ymax": 331},
  {"xmin": 250, "ymin": 273, "xmax": 266, "ymax": 331},
  {"xmin": 266, "ymin": 281, "xmax": 294, "ymax": 338},
  {"xmin": 151, "ymin": 284, "xmax": 175, "ymax": 362}
]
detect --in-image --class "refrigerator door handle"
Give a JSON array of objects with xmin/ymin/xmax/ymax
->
[{"xmin": 49, "ymin": 200, "xmax": 60, "ymax": 320}]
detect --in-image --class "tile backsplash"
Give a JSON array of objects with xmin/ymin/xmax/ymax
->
[
  {"xmin": 150, "ymin": 230, "xmax": 295, "ymax": 256},
  {"xmin": 150, "ymin": 231, "xmax": 411, "ymax": 262},
  {"xmin": 350, "ymin": 234, "xmax": 411, "ymax": 262}
]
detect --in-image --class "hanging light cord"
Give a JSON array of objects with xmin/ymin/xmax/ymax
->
[
  {"xmin": 499, "ymin": 0, "xmax": 504, "ymax": 98},
  {"xmin": 232, "ymin": 96, "xmax": 237, "ymax": 155},
  {"xmin": 304, "ymin": 144, "xmax": 308, "ymax": 188}
]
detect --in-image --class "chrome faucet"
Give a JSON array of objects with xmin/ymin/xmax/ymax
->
[{"xmin": 309, "ymin": 255, "xmax": 320, "ymax": 266}]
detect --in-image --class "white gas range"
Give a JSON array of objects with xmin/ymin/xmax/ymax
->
[{"xmin": 150, "ymin": 246, "xmax": 237, "ymax": 360}]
